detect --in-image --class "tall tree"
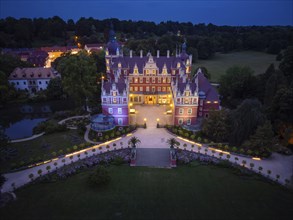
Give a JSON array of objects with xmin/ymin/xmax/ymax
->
[
  {"xmin": 202, "ymin": 109, "xmax": 230, "ymax": 142},
  {"xmin": 279, "ymin": 46, "xmax": 293, "ymax": 83},
  {"xmin": 229, "ymin": 99, "xmax": 266, "ymax": 146},
  {"xmin": 242, "ymin": 120, "xmax": 274, "ymax": 154},
  {"xmin": 46, "ymin": 77, "xmax": 63, "ymax": 100},
  {"xmin": 219, "ymin": 66, "xmax": 256, "ymax": 108},
  {"xmin": 56, "ymin": 51, "xmax": 97, "ymax": 110}
]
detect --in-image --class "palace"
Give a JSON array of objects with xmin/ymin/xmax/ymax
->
[{"xmin": 102, "ymin": 28, "xmax": 220, "ymax": 127}]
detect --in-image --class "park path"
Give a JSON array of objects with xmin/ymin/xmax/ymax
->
[{"xmin": 1, "ymin": 127, "xmax": 293, "ymax": 193}]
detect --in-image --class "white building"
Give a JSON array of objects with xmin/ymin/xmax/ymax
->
[{"xmin": 8, "ymin": 67, "xmax": 58, "ymax": 93}]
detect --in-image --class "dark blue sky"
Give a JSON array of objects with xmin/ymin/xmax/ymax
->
[{"xmin": 0, "ymin": 0, "xmax": 292, "ymax": 26}]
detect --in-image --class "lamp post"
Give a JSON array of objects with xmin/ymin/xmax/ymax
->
[
  {"xmin": 144, "ymin": 118, "xmax": 147, "ymax": 129},
  {"xmin": 157, "ymin": 118, "xmax": 160, "ymax": 128}
]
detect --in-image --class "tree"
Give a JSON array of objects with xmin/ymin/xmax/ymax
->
[
  {"xmin": 0, "ymin": 174, "xmax": 6, "ymax": 188},
  {"xmin": 87, "ymin": 166, "xmax": 110, "ymax": 187},
  {"xmin": 202, "ymin": 109, "xmax": 230, "ymax": 142},
  {"xmin": 46, "ymin": 77, "xmax": 63, "ymax": 100},
  {"xmin": 279, "ymin": 46, "xmax": 293, "ymax": 82},
  {"xmin": 0, "ymin": 126, "xmax": 9, "ymax": 148},
  {"xmin": 219, "ymin": 66, "xmax": 257, "ymax": 108},
  {"xmin": 242, "ymin": 120, "xmax": 274, "ymax": 153},
  {"xmin": 229, "ymin": 99, "xmax": 266, "ymax": 146},
  {"xmin": 128, "ymin": 136, "xmax": 141, "ymax": 148},
  {"xmin": 166, "ymin": 138, "xmax": 180, "ymax": 149},
  {"xmin": 56, "ymin": 51, "xmax": 97, "ymax": 110},
  {"xmin": 263, "ymin": 70, "xmax": 287, "ymax": 107}
]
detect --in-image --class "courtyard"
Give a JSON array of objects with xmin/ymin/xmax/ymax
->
[{"xmin": 129, "ymin": 104, "xmax": 173, "ymax": 128}]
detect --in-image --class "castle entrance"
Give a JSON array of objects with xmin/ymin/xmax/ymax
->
[
  {"xmin": 144, "ymin": 95, "xmax": 157, "ymax": 104},
  {"xmin": 129, "ymin": 104, "xmax": 173, "ymax": 127}
]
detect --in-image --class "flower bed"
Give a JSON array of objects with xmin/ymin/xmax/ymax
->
[
  {"xmin": 88, "ymin": 125, "xmax": 136, "ymax": 142},
  {"xmin": 37, "ymin": 149, "xmax": 131, "ymax": 181}
]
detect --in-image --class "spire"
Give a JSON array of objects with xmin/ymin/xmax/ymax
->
[{"xmin": 182, "ymin": 39, "xmax": 187, "ymax": 53}]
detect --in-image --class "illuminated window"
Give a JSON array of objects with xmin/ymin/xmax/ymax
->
[
  {"xmin": 167, "ymin": 77, "xmax": 171, "ymax": 83},
  {"xmin": 152, "ymin": 78, "xmax": 155, "ymax": 83},
  {"xmin": 206, "ymin": 101, "xmax": 211, "ymax": 104},
  {"xmin": 146, "ymin": 70, "xmax": 149, "ymax": 74},
  {"xmin": 130, "ymin": 87, "xmax": 133, "ymax": 92},
  {"xmin": 113, "ymin": 98, "xmax": 117, "ymax": 103},
  {"xmin": 214, "ymin": 101, "xmax": 218, "ymax": 104},
  {"xmin": 134, "ymin": 87, "xmax": 138, "ymax": 91},
  {"xmin": 163, "ymin": 78, "xmax": 166, "ymax": 83},
  {"xmin": 146, "ymin": 86, "xmax": 150, "ymax": 92},
  {"xmin": 162, "ymin": 87, "xmax": 166, "ymax": 92},
  {"xmin": 118, "ymin": 62, "xmax": 121, "ymax": 68},
  {"xmin": 140, "ymin": 87, "xmax": 143, "ymax": 91},
  {"xmin": 146, "ymin": 78, "xmax": 149, "ymax": 83},
  {"xmin": 108, "ymin": 108, "xmax": 113, "ymax": 114},
  {"xmin": 118, "ymin": 108, "xmax": 122, "ymax": 114},
  {"xmin": 177, "ymin": 62, "xmax": 181, "ymax": 68},
  {"xmin": 152, "ymin": 69, "xmax": 156, "ymax": 74},
  {"xmin": 134, "ymin": 78, "xmax": 138, "ymax": 83},
  {"xmin": 188, "ymin": 108, "xmax": 192, "ymax": 114},
  {"xmin": 185, "ymin": 91, "xmax": 190, "ymax": 96}
]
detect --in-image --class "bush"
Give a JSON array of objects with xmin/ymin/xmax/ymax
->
[
  {"xmin": 87, "ymin": 167, "xmax": 111, "ymax": 187},
  {"xmin": 190, "ymin": 135, "xmax": 195, "ymax": 140},
  {"xmin": 33, "ymin": 120, "xmax": 67, "ymax": 135},
  {"xmin": 111, "ymin": 156, "xmax": 125, "ymax": 165}
]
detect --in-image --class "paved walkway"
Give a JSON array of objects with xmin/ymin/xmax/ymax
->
[
  {"xmin": 136, "ymin": 148, "xmax": 170, "ymax": 168},
  {"xmin": 57, "ymin": 114, "xmax": 90, "ymax": 125},
  {"xmin": 10, "ymin": 132, "xmax": 45, "ymax": 143},
  {"xmin": 2, "ymin": 125, "xmax": 293, "ymax": 192}
]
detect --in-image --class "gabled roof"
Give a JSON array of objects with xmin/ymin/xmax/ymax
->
[
  {"xmin": 196, "ymin": 70, "xmax": 219, "ymax": 101},
  {"xmin": 110, "ymin": 55, "xmax": 188, "ymax": 73},
  {"xmin": 102, "ymin": 78, "xmax": 127, "ymax": 95},
  {"xmin": 9, "ymin": 67, "xmax": 56, "ymax": 80}
]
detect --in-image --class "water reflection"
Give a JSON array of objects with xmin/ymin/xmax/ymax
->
[{"xmin": 0, "ymin": 100, "xmax": 75, "ymax": 139}]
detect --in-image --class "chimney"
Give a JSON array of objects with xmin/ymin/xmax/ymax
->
[
  {"xmin": 157, "ymin": 50, "xmax": 160, "ymax": 58},
  {"xmin": 130, "ymin": 50, "xmax": 133, "ymax": 58},
  {"xmin": 167, "ymin": 50, "xmax": 170, "ymax": 58},
  {"xmin": 140, "ymin": 50, "xmax": 143, "ymax": 58}
]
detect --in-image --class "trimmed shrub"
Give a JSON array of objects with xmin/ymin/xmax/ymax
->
[{"xmin": 87, "ymin": 167, "xmax": 111, "ymax": 187}]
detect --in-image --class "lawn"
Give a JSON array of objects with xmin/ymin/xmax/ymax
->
[
  {"xmin": 0, "ymin": 130, "xmax": 84, "ymax": 173},
  {"xmin": 1, "ymin": 164, "xmax": 292, "ymax": 220},
  {"xmin": 194, "ymin": 51, "xmax": 280, "ymax": 82}
]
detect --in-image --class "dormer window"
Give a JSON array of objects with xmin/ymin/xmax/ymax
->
[
  {"xmin": 177, "ymin": 62, "xmax": 181, "ymax": 68},
  {"xmin": 185, "ymin": 91, "xmax": 190, "ymax": 96},
  {"xmin": 118, "ymin": 62, "xmax": 122, "ymax": 68}
]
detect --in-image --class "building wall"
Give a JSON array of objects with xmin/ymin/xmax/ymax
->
[
  {"xmin": 174, "ymin": 106, "xmax": 198, "ymax": 125},
  {"xmin": 102, "ymin": 104, "xmax": 129, "ymax": 126},
  {"xmin": 9, "ymin": 80, "xmax": 29, "ymax": 91}
]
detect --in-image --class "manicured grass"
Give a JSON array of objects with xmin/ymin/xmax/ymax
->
[
  {"xmin": 1, "ymin": 164, "xmax": 292, "ymax": 220},
  {"xmin": 194, "ymin": 51, "xmax": 280, "ymax": 82},
  {"xmin": 0, "ymin": 130, "xmax": 84, "ymax": 172}
]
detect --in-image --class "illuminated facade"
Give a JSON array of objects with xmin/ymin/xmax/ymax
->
[{"xmin": 102, "ymin": 28, "xmax": 220, "ymax": 127}]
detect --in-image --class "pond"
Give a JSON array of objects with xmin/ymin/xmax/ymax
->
[{"xmin": 0, "ymin": 100, "xmax": 75, "ymax": 140}]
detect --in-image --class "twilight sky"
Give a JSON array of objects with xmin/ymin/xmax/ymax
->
[{"xmin": 0, "ymin": 0, "xmax": 292, "ymax": 26}]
